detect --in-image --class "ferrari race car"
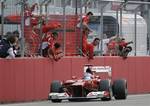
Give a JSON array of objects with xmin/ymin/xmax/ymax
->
[{"xmin": 48, "ymin": 66, "xmax": 127, "ymax": 102}]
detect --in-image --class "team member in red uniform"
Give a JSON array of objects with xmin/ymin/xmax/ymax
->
[
  {"xmin": 40, "ymin": 20, "xmax": 61, "ymax": 57},
  {"xmin": 48, "ymin": 43, "xmax": 63, "ymax": 61},
  {"xmin": 24, "ymin": 3, "xmax": 38, "ymax": 17},
  {"xmin": 24, "ymin": 3, "xmax": 39, "ymax": 26},
  {"xmin": 83, "ymin": 12, "xmax": 93, "ymax": 29},
  {"xmin": 82, "ymin": 27, "xmax": 90, "ymax": 55},
  {"xmin": 119, "ymin": 38, "xmax": 133, "ymax": 48},
  {"xmin": 81, "ymin": 12, "xmax": 93, "ymax": 57},
  {"xmin": 42, "ymin": 32, "xmax": 59, "ymax": 57},
  {"xmin": 83, "ymin": 38, "xmax": 100, "ymax": 60},
  {"xmin": 77, "ymin": 11, "xmax": 93, "ymax": 32},
  {"xmin": 107, "ymin": 40, "xmax": 117, "ymax": 56},
  {"xmin": 118, "ymin": 38, "xmax": 133, "ymax": 58},
  {"xmin": 31, "ymin": 28, "xmax": 40, "ymax": 55}
]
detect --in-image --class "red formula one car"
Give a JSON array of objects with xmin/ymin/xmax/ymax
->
[{"xmin": 48, "ymin": 66, "xmax": 127, "ymax": 102}]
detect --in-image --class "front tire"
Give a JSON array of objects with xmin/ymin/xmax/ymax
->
[
  {"xmin": 113, "ymin": 79, "xmax": 127, "ymax": 100},
  {"xmin": 50, "ymin": 80, "xmax": 63, "ymax": 103}
]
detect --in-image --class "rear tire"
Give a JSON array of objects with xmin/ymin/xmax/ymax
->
[
  {"xmin": 50, "ymin": 80, "xmax": 62, "ymax": 103},
  {"xmin": 99, "ymin": 79, "xmax": 112, "ymax": 101},
  {"xmin": 113, "ymin": 79, "xmax": 127, "ymax": 100}
]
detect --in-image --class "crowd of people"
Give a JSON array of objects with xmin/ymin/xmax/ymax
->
[
  {"xmin": 79, "ymin": 11, "xmax": 133, "ymax": 59},
  {"xmin": 0, "ymin": 6, "xmax": 133, "ymax": 61},
  {"xmin": 0, "ymin": 30, "xmax": 63, "ymax": 60},
  {"xmin": 0, "ymin": 31, "xmax": 20, "ymax": 59},
  {"xmin": 41, "ymin": 31, "xmax": 63, "ymax": 61}
]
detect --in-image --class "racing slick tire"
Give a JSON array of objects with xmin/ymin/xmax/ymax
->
[
  {"xmin": 99, "ymin": 79, "xmax": 112, "ymax": 101},
  {"xmin": 50, "ymin": 80, "xmax": 63, "ymax": 103},
  {"xmin": 112, "ymin": 79, "xmax": 127, "ymax": 100}
]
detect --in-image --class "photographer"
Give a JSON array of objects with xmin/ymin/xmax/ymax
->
[{"xmin": 0, "ymin": 35, "xmax": 18, "ymax": 59}]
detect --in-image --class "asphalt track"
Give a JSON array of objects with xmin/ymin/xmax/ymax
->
[{"xmin": 1, "ymin": 94, "xmax": 150, "ymax": 106}]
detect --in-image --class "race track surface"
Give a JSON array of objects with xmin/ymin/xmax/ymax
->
[{"xmin": 1, "ymin": 94, "xmax": 150, "ymax": 106}]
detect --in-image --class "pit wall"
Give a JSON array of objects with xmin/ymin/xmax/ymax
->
[{"xmin": 0, "ymin": 56, "xmax": 150, "ymax": 103}]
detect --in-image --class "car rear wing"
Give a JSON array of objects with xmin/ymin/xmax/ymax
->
[{"xmin": 84, "ymin": 64, "xmax": 112, "ymax": 78}]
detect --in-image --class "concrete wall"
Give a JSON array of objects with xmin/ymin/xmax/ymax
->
[{"xmin": 0, "ymin": 56, "xmax": 150, "ymax": 103}]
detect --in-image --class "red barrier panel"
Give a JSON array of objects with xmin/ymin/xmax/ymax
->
[{"xmin": 0, "ymin": 56, "xmax": 150, "ymax": 103}]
